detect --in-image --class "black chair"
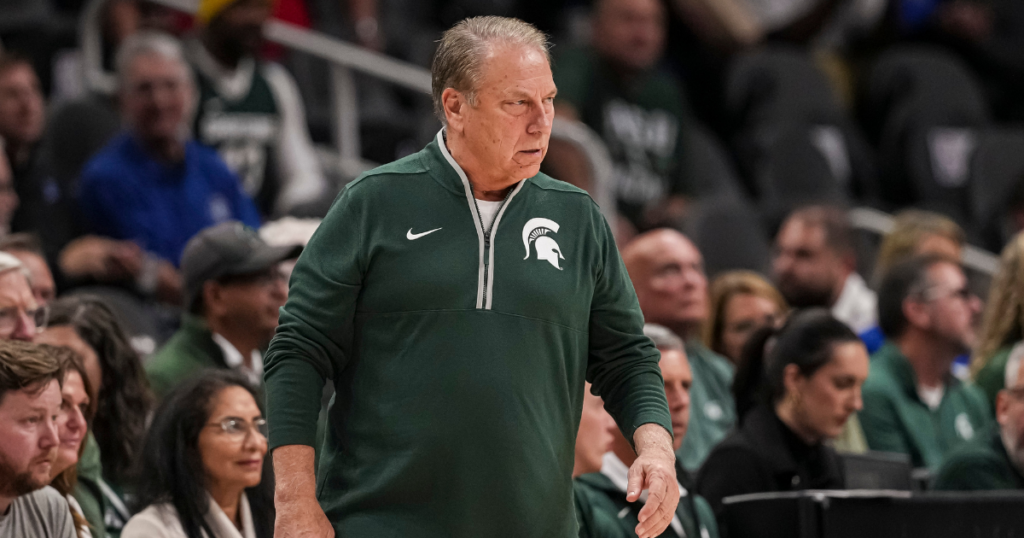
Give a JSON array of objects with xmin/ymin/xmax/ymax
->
[
  {"xmin": 969, "ymin": 128, "xmax": 1024, "ymax": 250},
  {"xmin": 683, "ymin": 196, "xmax": 771, "ymax": 279}
]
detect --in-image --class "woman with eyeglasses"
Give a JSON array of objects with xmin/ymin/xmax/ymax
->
[{"xmin": 122, "ymin": 370, "xmax": 273, "ymax": 538}]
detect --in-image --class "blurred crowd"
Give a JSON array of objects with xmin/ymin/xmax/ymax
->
[{"xmin": 2, "ymin": 0, "xmax": 1024, "ymax": 537}]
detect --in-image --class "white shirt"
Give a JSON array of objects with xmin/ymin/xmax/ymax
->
[
  {"xmin": 917, "ymin": 384, "xmax": 945, "ymax": 411},
  {"xmin": 831, "ymin": 272, "xmax": 878, "ymax": 335},
  {"xmin": 476, "ymin": 200, "xmax": 503, "ymax": 231},
  {"xmin": 212, "ymin": 333, "xmax": 263, "ymax": 388},
  {"xmin": 601, "ymin": 452, "xmax": 687, "ymax": 537},
  {"xmin": 121, "ymin": 492, "xmax": 255, "ymax": 538}
]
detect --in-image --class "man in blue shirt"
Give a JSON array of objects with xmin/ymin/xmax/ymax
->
[{"xmin": 78, "ymin": 31, "xmax": 260, "ymax": 274}]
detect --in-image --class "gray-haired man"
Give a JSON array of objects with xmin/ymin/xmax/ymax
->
[{"xmin": 266, "ymin": 16, "xmax": 677, "ymax": 538}]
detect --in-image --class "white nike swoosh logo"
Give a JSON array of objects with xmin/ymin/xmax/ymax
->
[{"xmin": 407, "ymin": 227, "xmax": 442, "ymax": 240}]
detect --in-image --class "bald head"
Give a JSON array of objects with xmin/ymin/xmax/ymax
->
[{"xmin": 623, "ymin": 229, "xmax": 708, "ymax": 338}]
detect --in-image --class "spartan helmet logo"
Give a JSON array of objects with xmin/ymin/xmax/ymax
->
[{"xmin": 522, "ymin": 218, "xmax": 564, "ymax": 270}]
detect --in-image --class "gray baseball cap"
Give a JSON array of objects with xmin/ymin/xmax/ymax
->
[{"xmin": 181, "ymin": 221, "xmax": 303, "ymax": 310}]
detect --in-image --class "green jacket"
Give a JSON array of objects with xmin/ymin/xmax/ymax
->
[
  {"xmin": 146, "ymin": 315, "xmax": 228, "ymax": 399},
  {"xmin": 974, "ymin": 344, "xmax": 1014, "ymax": 414},
  {"xmin": 73, "ymin": 433, "xmax": 106, "ymax": 538},
  {"xmin": 678, "ymin": 342, "xmax": 736, "ymax": 472},
  {"xmin": 264, "ymin": 133, "xmax": 673, "ymax": 538},
  {"xmin": 574, "ymin": 468, "xmax": 718, "ymax": 538},
  {"xmin": 860, "ymin": 343, "xmax": 993, "ymax": 470},
  {"xmin": 933, "ymin": 428, "xmax": 1024, "ymax": 490}
]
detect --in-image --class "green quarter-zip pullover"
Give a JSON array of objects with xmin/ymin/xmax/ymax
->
[{"xmin": 264, "ymin": 132, "xmax": 673, "ymax": 537}]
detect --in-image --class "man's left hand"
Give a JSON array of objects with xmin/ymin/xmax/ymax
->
[{"xmin": 626, "ymin": 423, "xmax": 678, "ymax": 538}]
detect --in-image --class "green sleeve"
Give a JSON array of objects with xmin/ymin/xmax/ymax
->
[
  {"xmin": 585, "ymin": 208, "xmax": 672, "ymax": 446},
  {"xmin": 264, "ymin": 185, "xmax": 368, "ymax": 449},
  {"xmin": 859, "ymin": 383, "xmax": 913, "ymax": 456}
]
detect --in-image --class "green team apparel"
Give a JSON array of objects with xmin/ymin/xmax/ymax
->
[
  {"xmin": 552, "ymin": 47, "xmax": 692, "ymax": 229},
  {"xmin": 192, "ymin": 65, "xmax": 280, "ymax": 214},
  {"xmin": 974, "ymin": 342, "xmax": 1020, "ymax": 414},
  {"xmin": 146, "ymin": 315, "xmax": 231, "ymax": 399},
  {"xmin": 264, "ymin": 131, "xmax": 673, "ymax": 537},
  {"xmin": 860, "ymin": 343, "xmax": 993, "ymax": 469},
  {"xmin": 933, "ymin": 428, "xmax": 1024, "ymax": 490},
  {"xmin": 574, "ymin": 455, "xmax": 719, "ymax": 538},
  {"xmin": 678, "ymin": 342, "xmax": 736, "ymax": 472}
]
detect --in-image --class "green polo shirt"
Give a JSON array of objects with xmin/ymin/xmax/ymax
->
[
  {"xmin": 73, "ymin": 433, "xmax": 106, "ymax": 538},
  {"xmin": 678, "ymin": 342, "xmax": 736, "ymax": 472},
  {"xmin": 933, "ymin": 428, "xmax": 1024, "ymax": 490},
  {"xmin": 861, "ymin": 343, "xmax": 992, "ymax": 470}
]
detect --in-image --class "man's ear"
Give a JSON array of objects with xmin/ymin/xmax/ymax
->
[
  {"xmin": 902, "ymin": 296, "xmax": 930, "ymax": 331},
  {"xmin": 996, "ymin": 390, "xmax": 1011, "ymax": 427},
  {"xmin": 442, "ymin": 88, "xmax": 467, "ymax": 133},
  {"xmin": 202, "ymin": 281, "xmax": 223, "ymax": 317}
]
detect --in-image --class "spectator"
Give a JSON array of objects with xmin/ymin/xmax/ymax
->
[
  {"xmin": 77, "ymin": 31, "xmax": 262, "ymax": 304},
  {"xmin": 46, "ymin": 346, "xmax": 95, "ymax": 538},
  {"xmin": 573, "ymin": 382, "xmax": 617, "ymax": 478},
  {"xmin": 0, "ymin": 339, "xmax": 75, "ymax": 538},
  {"xmin": 574, "ymin": 324, "xmax": 719, "ymax": 538},
  {"xmin": 704, "ymin": 270, "xmax": 787, "ymax": 365},
  {"xmin": 122, "ymin": 370, "xmax": 272, "ymax": 538},
  {"xmin": 697, "ymin": 310, "xmax": 868, "ymax": 532},
  {"xmin": 550, "ymin": 0, "xmax": 693, "ymax": 235},
  {"xmin": 622, "ymin": 229, "xmax": 736, "ymax": 472},
  {"xmin": 0, "ymin": 251, "xmax": 45, "ymax": 342},
  {"xmin": 860, "ymin": 254, "xmax": 992, "ymax": 470},
  {"xmin": 37, "ymin": 296, "xmax": 154, "ymax": 537},
  {"xmin": 0, "ymin": 234, "xmax": 56, "ymax": 306},
  {"xmin": 773, "ymin": 206, "xmax": 878, "ymax": 339},
  {"xmin": 874, "ymin": 209, "xmax": 965, "ymax": 283},
  {"xmin": 0, "ymin": 53, "xmax": 85, "ymax": 263},
  {"xmin": 147, "ymin": 221, "xmax": 299, "ymax": 398},
  {"xmin": 0, "ymin": 141, "xmax": 20, "ymax": 237},
  {"xmin": 972, "ymin": 231, "xmax": 1024, "ymax": 412},
  {"xmin": 187, "ymin": 0, "xmax": 327, "ymax": 216},
  {"xmin": 935, "ymin": 350, "xmax": 1024, "ymax": 490}
]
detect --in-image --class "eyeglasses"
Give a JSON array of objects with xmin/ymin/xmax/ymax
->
[
  {"xmin": 206, "ymin": 416, "xmax": 268, "ymax": 441},
  {"xmin": 0, "ymin": 304, "xmax": 48, "ymax": 337},
  {"xmin": 919, "ymin": 285, "xmax": 974, "ymax": 303},
  {"xmin": 218, "ymin": 268, "xmax": 287, "ymax": 289}
]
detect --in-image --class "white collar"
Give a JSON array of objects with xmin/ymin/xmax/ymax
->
[
  {"xmin": 187, "ymin": 38, "xmax": 256, "ymax": 102},
  {"xmin": 831, "ymin": 272, "xmax": 878, "ymax": 334},
  {"xmin": 204, "ymin": 491, "xmax": 256, "ymax": 538},
  {"xmin": 212, "ymin": 333, "xmax": 263, "ymax": 386},
  {"xmin": 600, "ymin": 452, "xmax": 686, "ymax": 536}
]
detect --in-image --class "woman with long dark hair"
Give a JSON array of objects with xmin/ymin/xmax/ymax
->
[
  {"xmin": 122, "ymin": 370, "xmax": 274, "ymax": 538},
  {"xmin": 37, "ymin": 295, "xmax": 154, "ymax": 534},
  {"xmin": 696, "ymin": 309, "xmax": 869, "ymax": 533},
  {"xmin": 46, "ymin": 345, "xmax": 95, "ymax": 538}
]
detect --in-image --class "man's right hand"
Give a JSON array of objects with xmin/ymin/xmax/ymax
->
[{"xmin": 274, "ymin": 445, "xmax": 335, "ymax": 538}]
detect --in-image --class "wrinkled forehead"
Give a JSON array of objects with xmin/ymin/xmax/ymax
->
[{"xmin": 475, "ymin": 42, "xmax": 553, "ymax": 93}]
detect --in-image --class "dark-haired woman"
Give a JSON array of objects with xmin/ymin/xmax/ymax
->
[
  {"xmin": 696, "ymin": 309, "xmax": 870, "ymax": 533},
  {"xmin": 37, "ymin": 295, "xmax": 155, "ymax": 536},
  {"xmin": 47, "ymin": 345, "xmax": 95, "ymax": 538},
  {"xmin": 121, "ymin": 370, "xmax": 273, "ymax": 538}
]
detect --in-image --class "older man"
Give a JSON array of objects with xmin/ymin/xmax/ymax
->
[
  {"xmin": 265, "ymin": 16, "xmax": 676, "ymax": 538},
  {"xmin": 622, "ymin": 229, "xmax": 736, "ymax": 473},
  {"xmin": 77, "ymin": 31, "xmax": 261, "ymax": 292},
  {"xmin": 861, "ymin": 254, "xmax": 992, "ymax": 470},
  {"xmin": 0, "ymin": 252, "xmax": 43, "ymax": 342},
  {"xmin": 935, "ymin": 352, "xmax": 1024, "ymax": 489},
  {"xmin": 574, "ymin": 324, "xmax": 719, "ymax": 538},
  {"xmin": 0, "ymin": 340, "xmax": 74, "ymax": 538}
]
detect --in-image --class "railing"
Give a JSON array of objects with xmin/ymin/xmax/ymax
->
[{"xmin": 80, "ymin": 0, "xmax": 433, "ymax": 178}]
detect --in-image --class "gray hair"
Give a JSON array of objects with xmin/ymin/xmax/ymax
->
[
  {"xmin": 431, "ymin": 16, "xmax": 550, "ymax": 126},
  {"xmin": 115, "ymin": 31, "xmax": 191, "ymax": 88},
  {"xmin": 0, "ymin": 251, "xmax": 32, "ymax": 284},
  {"xmin": 643, "ymin": 323, "xmax": 684, "ymax": 352}
]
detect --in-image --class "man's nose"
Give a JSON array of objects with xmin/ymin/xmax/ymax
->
[
  {"xmin": 40, "ymin": 416, "xmax": 59, "ymax": 449},
  {"xmin": 12, "ymin": 312, "xmax": 35, "ymax": 342},
  {"xmin": 528, "ymin": 103, "xmax": 553, "ymax": 133}
]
